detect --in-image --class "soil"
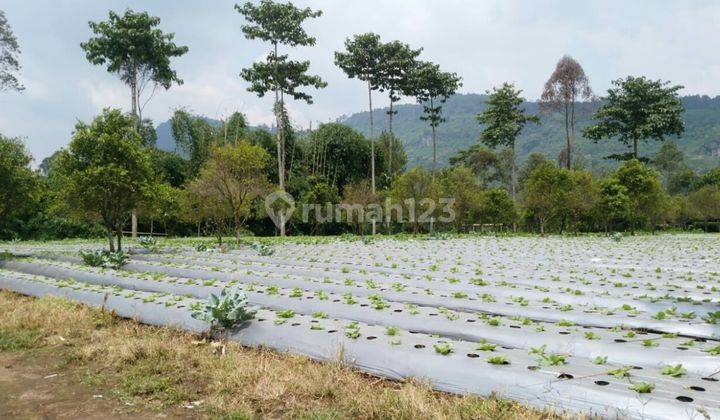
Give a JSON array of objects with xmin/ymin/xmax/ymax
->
[{"xmin": 0, "ymin": 352, "xmax": 192, "ymax": 419}]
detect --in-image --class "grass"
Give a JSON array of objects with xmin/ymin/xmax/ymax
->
[{"xmin": 0, "ymin": 291, "xmax": 563, "ymax": 419}]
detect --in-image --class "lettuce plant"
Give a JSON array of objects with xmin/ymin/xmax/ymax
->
[
  {"xmin": 190, "ymin": 287, "xmax": 257, "ymax": 329},
  {"xmin": 661, "ymin": 364, "xmax": 686, "ymax": 378},
  {"xmin": 433, "ymin": 342, "xmax": 453, "ymax": 355},
  {"xmin": 79, "ymin": 249, "xmax": 128, "ymax": 269},
  {"xmin": 629, "ymin": 382, "xmax": 654, "ymax": 394},
  {"xmin": 486, "ymin": 356, "xmax": 509, "ymax": 365}
]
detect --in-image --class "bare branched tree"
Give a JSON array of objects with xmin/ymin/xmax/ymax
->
[{"xmin": 540, "ymin": 55, "xmax": 593, "ymax": 169}]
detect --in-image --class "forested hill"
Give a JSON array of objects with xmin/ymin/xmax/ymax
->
[
  {"xmin": 155, "ymin": 93, "xmax": 720, "ymax": 172},
  {"xmin": 337, "ymin": 93, "xmax": 720, "ymax": 172}
]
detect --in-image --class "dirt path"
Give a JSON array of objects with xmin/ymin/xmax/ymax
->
[{"xmin": 0, "ymin": 352, "xmax": 190, "ymax": 419}]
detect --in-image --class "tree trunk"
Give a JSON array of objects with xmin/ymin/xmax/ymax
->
[
  {"xmin": 511, "ymin": 142, "xmax": 517, "ymax": 232},
  {"xmin": 368, "ymin": 82, "xmax": 377, "ymax": 236},
  {"xmin": 107, "ymin": 229, "xmax": 115, "ymax": 252},
  {"xmin": 431, "ymin": 124, "xmax": 437, "ymax": 175},
  {"xmin": 115, "ymin": 226, "xmax": 123, "ymax": 252},
  {"xmin": 633, "ymin": 138, "xmax": 638, "ymax": 160},
  {"xmin": 130, "ymin": 65, "xmax": 139, "ymax": 240},
  {"xmin": 564, "ymin": 101, "xmax": 571, "ymax": 169},
  {"xmin": 388, "ymin": 98, "xmax": 394, "ymax": 176}
]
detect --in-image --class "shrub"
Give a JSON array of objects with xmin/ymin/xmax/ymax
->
[
  {"xmin": 79, "ymin": 249, "xmax": 128, "ymax": 269},
  {"xmin": 138, "ymin": 236, "xmax": 158, "ymax": 250},
  {"xmin": 190, "ymin": 287, "xmax": 257, "ymax": 329}
]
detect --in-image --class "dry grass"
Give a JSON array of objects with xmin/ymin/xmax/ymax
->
[{"xmin": 0, "ymin": 290, "xmax": 563, "ymax": 419}]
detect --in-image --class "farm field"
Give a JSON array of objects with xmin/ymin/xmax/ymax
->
[{"xmin": 1, "ymin": 234, "xmax": 719, "ymax": 419}]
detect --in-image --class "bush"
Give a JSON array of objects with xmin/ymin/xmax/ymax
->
[
  {"xmin": 191, "ymin": 287, "xmax": 257, "ymax": 329},
  {"xmin": 79, "ymin": 249, "xmax": 128, "ymax": 269}
]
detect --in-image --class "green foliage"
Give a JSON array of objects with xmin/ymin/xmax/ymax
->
[
  {"xmin": 629, "ymin": 381, "xmax": 655, "ymax": 394},
  {"xmin": 477, "ymin": 83, "xmax": 540, "ymax": 150},
  {"xmin": 0, "ymin": 135, "xmax": 38, "ymax": 237},
  {"xmin": 584, "ymin": 76, "xmax": 684, "ymax": 160},
  {"xmin": 79, "ymin": 249, "xmax": 128, "ymax": 270},
  {"xmin": 486, "ymin": 355, "xmax": 510, "ymax": 365},
  {"xmin": 138, "ymin": 236, "xmax": 158, "ymax": 250},
  {"xmin": 191, "ymin": 287, "xmax": 257, "ymax": 329},
  {"xmin": 56, "ymin": 109, "xmax": 155, "ymax": 251},
  {"xmin": 661, "ymin": 364, "xmax": 686, "ymax": 378},
  {"xmin": 433, "ymin": 341, "xmax": 454, "ymax": 355},
  {"xmin": 0, "ymin": 10, "xmax": 24, "ymax": 91}
]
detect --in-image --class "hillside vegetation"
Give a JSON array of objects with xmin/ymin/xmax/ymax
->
[{"xmin": 338, "ymin": 94, "xmax": 720, "ymax": 172}]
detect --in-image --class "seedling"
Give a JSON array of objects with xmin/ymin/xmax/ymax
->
[
  {"xmin": 385, "ymin": 326, "xmax": 400, "ymax": 336},
  {"xmin": 276, "ymin": 309, "xmax": 295, "ymax": 318},
  {"xmin": 593, "ymin": 356, "xmax": 608, "ymax": 365},
  {"xmin": 584, "ymin": 332, "xmax": 600, "ymax": 340},
  {"xmin": 433, "ymin": 342, "xmax": 453, "ymax": 355},
  {"xmin": 312, "ymin": 312, "xmax": 328, "ymax": 319},
  {"xmin": 641, "ymin": 339, "xmax": 658, "ymax": 348},
  {"xmin": 661, "ymin": 364, "xmax": 686, "ymax": 378},
  {"xmin": 486, "ymin": 356, "xmax": 510, "ymax": 365},
  {"xmin": 539, "ymin": 353, "xmax": 566, "ymax": 366},
  {"xmin": 608, "ymin": 366, "xmax": 632, "ymax": 378},
  {"xmin": 476, "ymin": 341, "xmax": 497, "ymax": 352},
  {"xmin": 629, "ymin": 382, "xmax": 654, "ymax": 394},
  {"xmin": 289, "ymin": 288, "xmax": 304, "ymax": 298}
]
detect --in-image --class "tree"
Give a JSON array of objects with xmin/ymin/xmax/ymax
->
[
  {"xmin": 81, "ymin": 9, "xmax": 188, "ymax": 123},
  {"xmin": 409, "ymin": 61, "xmax": 462, "ymax": 173},
  {"xmin": 377, "ymin": 131, "xmax": 406, "ymax": 183},
  {"xmin": 652, "ymin": 140, "xmax": 695, "ymax": 193},
  {"xmin": 539, "ymin": 55, "xmax": 593, "ymax": 169},
  {"xmin": 306, "ymin": 123, "xmax": 371, "ymax": 191},
  {"xmin": 170, "ymin": 108, "xmax": 217, "ymax": 176},
  {"xmin": 449, "ymin": 144, "xmax": 509, "ymax": 188},
  {"xmin": 56, "ymin": 109, "xmax": 155, "ymax": 251},
  {"xmin": 237, "ymin": 0, "xmax": 326, "ymax": 236},
  {"xmin": 0, "ymin": 10, "xmax": 24, "ymax": 91},
  {"xmin": 334, "ymin": 33, "xmax": 384, "ymax": 195},
  {"xmin": 583, "ymin": 76, "xmax": 684, "ymax": 161},
  {"xmin": 0, "ymin": 135, "xmax": 37, "ymax": 236},
  {"xmin": 390, "ymin": 167, "xmax": 441, "ymax": 233},
  {"xmin": 688, "ymin": 186, "xmax": 720, "ymax": 231},
  {"xmin": 477, "ymin": 83, "xmax": 539, "ymax": 204},
  {"xmin": 595, "ymin": 178, "xmax": 631, "ymax": 232},
  {"xmin": 478, "ymin": 189, "xmax": 517, "ymax": 228},
  {"xmin": 82, "ymin": 9, "xmax": 188, "ymax": 238},
  {"xmin": 377, "ymin": 40, "xmax": 422, "ymax": 175},
  {"xmin": 438, "ymin": 167, "xmax": 483, "ymax": 229},
  {"xmin": 614, "ymin": 159, "xmax": 669, "ymax": 231},
  {"xmin": 341, "ymin": 180, "xmax": 378, "ymax": 234},
  {"xmin": 696, "ymin": 167, "xmax": 720, "ymax": 189},
  {"xmin": 188, "ymin": 142, "xmax": 271, "ymax": 241},
  {"xmin": 522, "ymin": 165, "xmax": 574, "ymax": 235}
]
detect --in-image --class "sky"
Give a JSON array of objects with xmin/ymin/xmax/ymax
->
[{"xmin": 2, "ymin": 0, "xmax": 720, "ymax": 163}]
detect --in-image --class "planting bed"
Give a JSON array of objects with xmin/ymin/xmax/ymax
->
[{"xmin": 1, "ymin": 234, "xmax": 720, "ymax": 419}]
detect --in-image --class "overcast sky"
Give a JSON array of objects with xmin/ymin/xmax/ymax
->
[{"xmin": 2, "ymin": 0, "xmax": 720, "ymax": 162}]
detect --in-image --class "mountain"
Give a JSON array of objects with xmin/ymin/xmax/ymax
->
[
  {"xmin": 337, "ymin": 93, "xmax": 720, "ymax": 172},
  {"xmin": 155, "ymin": 93, "xmax": 720, "ymax": 172}
]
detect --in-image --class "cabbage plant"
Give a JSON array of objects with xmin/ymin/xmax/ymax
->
[
  {"xmin": 191, "ymin": 287, "xmax": 257, "ymax": 329},
  {"xmin": 79, "ymin": 249, "xmax": 128, "ymax": 269}
]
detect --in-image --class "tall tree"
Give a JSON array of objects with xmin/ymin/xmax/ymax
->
[
  {"xmin": 81, "ymin": 9, "xmax": 188, "ymax": 238},
  {"xmin": 334, "ymin": 33, "xmax": 383, "ymax": 195},
  {"xmin": 0, "ymin": 10, "xmax": 24, "ymax": 92},
  {"xmin": 477, "ymin": 83, "xmax": 539, "ymax": 204},
  {"xmin": 236, "ymin": 0, "xmax": 327, "ymax": 236},
  {"xmin": 539, "ymin": 55, "xmax": 593, "ymax": 169},
  {"xmin": 56, "ymin": 109, "xmax": 155, "ymax": 252},
  {"xmin": 583, "ymin": 76, "xmax": 684, "ymax": 161},
  {"xmin": 0, "ymin": 135, "xmax": 36, "ymax": 234},
  {"xmin": 81, "ymin": 9, "xmax": 188, "ymax": 123},
  {"xmin": 188, "ymin": 142, "xmax": 271, "ymax": 242},
  {"xmin": 377, "ymin": 40, "xmax": 421, "ymax": 175},
  {"xmin": 410, "ymin": 61, "xmax": 462, "ymax": 174}
]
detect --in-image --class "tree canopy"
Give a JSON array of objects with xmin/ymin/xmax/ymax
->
[
  {"xmin": 0, "ymin": 10, "xmax": 23, "ymax": 91},
  {"xmin": 583, "ymin": 76, "xmax": 684, "ymax": 161}
]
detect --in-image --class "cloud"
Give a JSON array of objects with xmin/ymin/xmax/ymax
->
[{"xmin": 3, "ymin": 0, "xmax": 720, "ymax": 162}]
